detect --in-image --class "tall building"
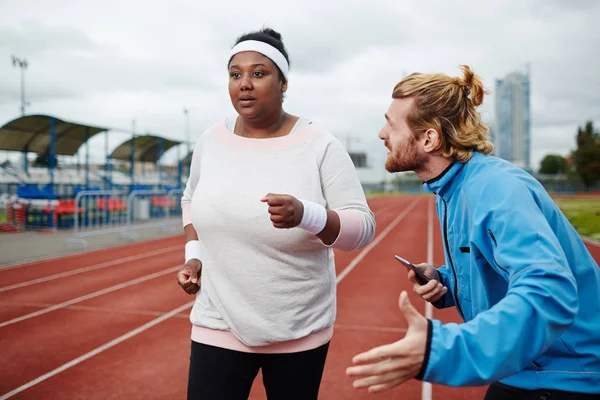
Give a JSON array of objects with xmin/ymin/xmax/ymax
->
[{"xmin": 494, "ymin": 67, "xmax": 531, "ymax": 170}]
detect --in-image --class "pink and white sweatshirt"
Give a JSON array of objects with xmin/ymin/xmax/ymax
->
[{"xmin": 181, "ymin": 116, "xmax": 375, "ymax": 352}]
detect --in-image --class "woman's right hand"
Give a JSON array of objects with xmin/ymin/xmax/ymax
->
[
  {"xmin": 177, "ymin": 259, "xmax": 202, "ymax": 294},
  {"xmin": 407, "ymin": 263, "xmax": 447, "ymax": 303}
]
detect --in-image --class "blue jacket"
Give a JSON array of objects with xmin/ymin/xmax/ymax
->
[{"xmin": 418, "ymin": 152, "xmax": 600, "ymax": 394}]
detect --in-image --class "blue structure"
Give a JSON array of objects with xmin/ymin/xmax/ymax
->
[{"xmin": 50, "ymin": 117, "xmax": 55, "ymax": 191}]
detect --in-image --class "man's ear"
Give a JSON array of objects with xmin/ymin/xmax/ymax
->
[
  {"xmin": 281, "ymin": 78, "xmax": 288, "ymax": 93},
  {"xmin": 422, "ymin": 128, "xmax": 441, "ymax": 154}
]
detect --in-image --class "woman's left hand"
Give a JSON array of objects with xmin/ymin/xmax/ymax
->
[{"xmin": 261, "ymin": 193, "xmax": 304, "ymax": 229}]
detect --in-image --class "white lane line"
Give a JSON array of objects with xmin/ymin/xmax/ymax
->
[
  {"xmin": 0, "ymin": 301, "xmax": 195, "ymax": 400},
  {"xmin": 582, "ymin": 236, "xmax": 600, "ymax": 247},
  {"xmin": 336, "ymin": 197, "xmax": 420, "ymax": 284},
  {"xmin": 422, "ymin": 196, "xmax": 434, "ymax": 400},
  {"xmin": 0, "ymin": 245, "xmax": 182, "ymax": 293},
  {"xmin": 0, "ymin": 265, "xmax": 181, "ymax": 328},
  {"xmin": 0, "ymin": 236, "xmax": 182, "ymax": 270},
  {"xmin": 0, "ymin": 301, "xmax": 190, "ymax": 319}
]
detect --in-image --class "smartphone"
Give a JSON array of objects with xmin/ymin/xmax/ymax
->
[{"xmin": 394, "ymin": 255, "xmax": 432, "ymax": 285}]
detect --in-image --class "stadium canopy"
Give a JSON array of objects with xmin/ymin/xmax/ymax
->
[
  {"xmin": 0, "ymin": 114, "xmax": 109, "ymax": 194},
  {"xmin": 109, "ymin": 135, "xmax": 184, "ymax": 189},
  {"xmin": 0, "ymin": 114, "xmax": 185, "ymax": 192},
  {"xmin": 0, "ymin": 114, "xmax": 108, "ymax": 156},
  {"xmin": 110, "ymin": 135, "xmax": 181, "ymax": 163}
]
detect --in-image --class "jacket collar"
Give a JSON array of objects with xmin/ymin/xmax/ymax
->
[{"xmin": 422, "ymin": 158, "xmax": 465, "ymax": 197}]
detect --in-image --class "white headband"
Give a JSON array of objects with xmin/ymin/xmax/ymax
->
[{"xmin": 228, "ymin": 40, "xmax": 289, "ymax": 81}]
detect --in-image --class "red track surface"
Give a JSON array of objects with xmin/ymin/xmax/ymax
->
[{"xmin": 1, "ymin": 195, "xmax": 598, "ymax": 400}]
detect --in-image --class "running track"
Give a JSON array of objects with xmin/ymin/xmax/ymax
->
[{"xmin": 1, "ymin": 195, "xmax": 599, "ymax": 399}]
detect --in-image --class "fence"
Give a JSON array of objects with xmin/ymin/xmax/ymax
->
[
  {"xmin": 0, "ymin": 195, "xmax": 49, "ymax": 233},
  {"xmin": 67, "ymin": 188, "xmax": 183, "ymax": 249},
  {"xmin": 0, "ymin": 195, "xmax": 26, "ymax": 233}
]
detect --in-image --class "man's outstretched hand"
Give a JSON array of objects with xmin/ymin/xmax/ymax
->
[{"xmin": 346, "ymin": 291, "xmax": 429, "ymax": 393}]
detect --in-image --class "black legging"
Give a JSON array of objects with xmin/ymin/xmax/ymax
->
[{"xmin": 187, "ymin": 341, "xmax": 330, "ymax": 400}]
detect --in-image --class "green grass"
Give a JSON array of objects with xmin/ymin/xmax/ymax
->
[
  {"xmin": 365, "ymin": 191, "xmax": 408, "ymax": 198},
  {"xmin": 554, "ymin": 197, "xmax": 600, "ymax": 240}
]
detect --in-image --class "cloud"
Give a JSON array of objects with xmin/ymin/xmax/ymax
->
[
  {"xmin": 0, "ymin": 21, "xmax": 97, "ymax": 54},
  {"xmin": 0, "ymin": 21, "xmax": 220, "ymax": 107},
  {"xmin": 194, "ymin": 0, "xmax": 422, "ymax": 75}
]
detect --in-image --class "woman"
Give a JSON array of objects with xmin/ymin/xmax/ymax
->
[{"xmin": 177, "ymin": 27, "xmax": 375, "ymax": 399}]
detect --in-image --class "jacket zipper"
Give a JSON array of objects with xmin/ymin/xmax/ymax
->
[{"xmin": 442, "ymin": 197, "xmax": 464, "ymax": 318}]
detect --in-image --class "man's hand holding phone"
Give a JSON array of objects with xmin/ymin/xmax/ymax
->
[
  {"xmin": 407, "ymin": 263, "xmax": 447, "ymax": 303},
  {"xmin": 395, "ymin": 256, "xmax": 448, "ymax": 303}
]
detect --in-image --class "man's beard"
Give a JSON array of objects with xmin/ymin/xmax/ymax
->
[{"xmin": 385, "ymin": 138, "xmax": 424, "ymax": 173}]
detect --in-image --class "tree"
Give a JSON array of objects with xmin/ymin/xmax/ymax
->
[
  {"xmin": 539, "ymin": 154, "xmax": 567, "ymax": 175},
  {"xmin": 572, "ymin": 121, "xmax": 600, "ymax": 190}
]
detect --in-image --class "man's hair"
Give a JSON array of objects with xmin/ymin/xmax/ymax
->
[{"xmin": 392, "ymin": 65, "xmax": 493, "ymax": 162}]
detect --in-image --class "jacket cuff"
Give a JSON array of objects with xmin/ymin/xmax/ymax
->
[
  {"xmin": 431, "ymin": 270, "xmax": 447, "ymax": 309},
  {"xmin": 431, "ymin": 296, "xmax": 446, "ymax": 309},
  {"xmin": 415, "ymin": 319, "xmax": 433, "ymax": 381}
]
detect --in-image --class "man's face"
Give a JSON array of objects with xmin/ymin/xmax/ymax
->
[{"xmin": 378, "ymin": 97, "xmax": 427, "ymax": 173}]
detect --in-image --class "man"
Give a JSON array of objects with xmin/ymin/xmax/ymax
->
[{"xmin": 346, "ymin": 65, "xmax": 600, "ymax": 399}]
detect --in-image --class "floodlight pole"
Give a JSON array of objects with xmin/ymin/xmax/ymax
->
[{"xmin": 11, "ymin": 55, "xmax": 29, "ymax": 115}]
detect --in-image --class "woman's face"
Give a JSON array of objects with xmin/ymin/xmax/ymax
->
[{"xmin": 228, "ymin": 51, "xmax": 286, "ymax": 121}]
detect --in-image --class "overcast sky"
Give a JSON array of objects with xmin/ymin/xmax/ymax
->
[{"xmin": 1, "ymin": 0, "xmax": 598, "ymax": 182}]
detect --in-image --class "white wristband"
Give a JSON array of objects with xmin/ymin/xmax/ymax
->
[
  {"xmin": 298, "ymin": 199, "xmax": 328, "ymax": 235},
  {"xmin": 185, "ymin": 240, "xmax": 201, "ymax": 263}
]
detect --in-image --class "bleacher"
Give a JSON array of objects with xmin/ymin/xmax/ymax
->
[{"xmin": 0, "ymin": 163, "xmax": 186, "ymax": 233}]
